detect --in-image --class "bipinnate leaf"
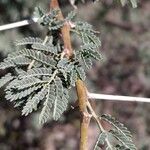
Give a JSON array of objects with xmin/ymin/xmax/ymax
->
[
  {"xmin": 70, "ymin": 69, "xmax": 78, "ymax": 86},
  {"xmin": 130, "ymin": 0, "xmax": 137, "ymax": 8},
  {"xmin": 39, "ymin": 78, "xmax": 69, "ymax": 124},
  {"xmin": 76, "ymin": 66, "xmax": 86, "ymax": 80},
  {"xmin": 120, "ymin": 0, "xmax": 127, "ymax": 6},
  {"xmin": 0, "ymin": 56, "xmax": 31, "ymax": 70},
  {"xmin": 101, "ymin": 114, "xmax": 136, "ymax": 150},
  {"xmin": 18, "ymin": 49, "xmax": 57, "ymax": 67},
  {"xmin": 65, "ymin": 11, "xmax": 76, "ymax": 21},
  {"xmin": 32, "ymin": 43, "xmax": 57, "ymax": 54},
  {"xmin": 53, "ymin": 77, "xmax": 68, "ymax": 120},
  {"xmin": 39, "ymin": 84, "xmax": 54, "ymax": 124},
  {"xmin": 94, "ymin": 132, "xmax": 107, "ymax": 150},
  {"xmin": 34, "ymin": 7, "xmax": 44, "ymax": 19},
  {"xmin": 5, "ymin": 85, "xmax": 42, "ymax": 101},
  {"xmin": 15, "ymin": 77, "xmax": 47, "ymax": 90},
  {"xmin": 0, "ymin": 5, "xmax": 104, "ymax": 126},
  {"xmin": 0, "ymin": 73, "xmax": 14, "ymax": 88},
  {"xmin": 18, "ymin": 67, "xmax": 52, "ymax": 79},
  {"xmin": 22, "ymin": 86, "xmax": 48, "ymax": 116},
  {"xmin": 82, "ymin": 55, "xmax": 92, "ymax": 69},
  {"xmin": 15, "ymin": 37, "xmax": 43, "ymax": 46},
  {"xmin": 72, "ymin": 21, "xmax": 102, "ymax": 70},
  {"xmin": 101, "ymin": 114, "xmax": 132, "ymax": 139},
  {"xmin": 120, "ymin": 0, "xmax": 137, "ymax": 8},
  {"xmin": 110, "ymin": 129, "xmax": 136, "ymax": 150},
  {"xmin": 115, "ymin": 144, "xmax": 129, "ymax": 150}
]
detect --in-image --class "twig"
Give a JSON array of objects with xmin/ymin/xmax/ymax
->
[
  {"xmin": 0, "ymin": 17, "xmax": 38, "ymax": 31},
  {"xmin": 50, "ymin": 1, "xmax": 91, "ymax": 150},
  {"xmin": 87, "ymin": 101, "xmax": 113, "ymax": 150},
  {"xmin": 50, "ymin": 0, "xmax": 73, "ymax": 58},
  {"xmin": 88, "ymin": 93, "xmax": 150, "ymax": 103},
  {"xmin": 76, "ymin": 80, "xmax": 91, "ymax": 150}
]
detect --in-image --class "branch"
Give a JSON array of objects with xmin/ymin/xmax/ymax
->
[
  {"xmin": 50, "ymin": 1, "xmax": 90, "ymax": 150},
  {"xmin": 87, "ymin": 101, "xmax": 113, "ymax": 150},
  {"xmin": 76, "ymin": 80, "xmax": 91, "ymax": 150},
  {"xmin": 50, "ymin": 0, "xmax": 73, "ymax": 58}
]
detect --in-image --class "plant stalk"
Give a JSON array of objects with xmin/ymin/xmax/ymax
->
[
  {"xmin": 50, "ymin": 1, "xmax": 91, "ymax": 149},
  {"xmin": 76, "ymin": 80, "xmax": 91, "ymax": 150}
]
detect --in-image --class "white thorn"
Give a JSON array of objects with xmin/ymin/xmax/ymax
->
[
  {"xmin": 0, "ymin": 17, "xmax": 38, "ymax": 31},
  {"xmin": 87, "ymin": 92, "xmax": 150, "ymax": 103}
]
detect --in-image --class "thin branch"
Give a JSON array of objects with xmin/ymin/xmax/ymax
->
[
  {"xmin": 87, "ymin": 101, "xmax": 113, "ymax": 150},
  {"xmin": 0, "ymin": 17, "xmax": 38, "ymax": 31},
  {"xmin": 50, "ymin": 1, "xmax": 90, "ymax": 150},
  {"xmin": 50, "ymin": 0, "xmax": 73, "ymax": 58},
  {"xmin": 76, "ymin": 80, "xmax": 91, "ymax": 150},
  {"xmin": 88, "ymin": 93, "xmax": 150, "ymax": 103}
]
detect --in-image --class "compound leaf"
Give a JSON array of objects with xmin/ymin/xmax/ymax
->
[
  {"xmin": 22, "ymin": 86, "xmax": 48, "ymax": 116},
  {"xmin": 53, "ymin": 77, "xmax": 68, "ymax": 120},
  {"xmin": 32, "ymin": 43, "xmax": 57, "ymax": 54},
  {"xmin": 18, "ymin": 67, "xmax": 52, "ymax": 79},
  {"xmin": 0, "ymin": 73, "xmax": 14, "ymax": 88},
  {"xmin": 101, "ymin": 114, "xmax": 132, "ymax": 139},
  {"xmin": 70, "ymin": 69, "xmax": 78, "ymax": 86},
  {"xmin": 5, "ymin": 85, "xmax": 42, "ymax": 102},
  {"xmin": 110, "ymin": 129, "xmax": 136, "ymax": 150},
  {"xmin": 101, "ymin": 114, "xmax": 136, "ymax": 150},
  {"xmin": 65, "ymin": 11, "xmax": 76, "ymax": 21},
  {"xmin": 15, "ymin": 77, "xmax": 47, "ymax": 90},
  {"xmin": 18, "ymin": 49, "xmax": 57, "ymax": 67},
  {"xmin": 94, "ymin": 132, "xmax": 107, "ymax": 150},
  {"xmin": 0, "ymin": 56, "xmax": 31, "ymax": 70},
  {"xmin": 34, "ymin": 7, "xmax": 44, "ymax": 18},
  {"xmin": 15, "ymin": 37, "xmax": 43, "ymax": 46},
  {"xmin": 39, "ymin": 84, "xmax": 54, "ymax": 124},
  {"xmin": 76, "ymin": 66, "xmax": 86, "ymax": 80}
]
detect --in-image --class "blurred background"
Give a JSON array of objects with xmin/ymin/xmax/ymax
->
[{"xmin": 0, "ymin": 0, "xmax": 150, "ymax": 150}]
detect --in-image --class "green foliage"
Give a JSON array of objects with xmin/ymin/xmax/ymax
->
[
  {"xmin": 15, "ymin": 37, "xmax": 43, "ymax": 46},
  {"xmin": 22, "ymin": 86, "xmax": 48, "ymax": 116},
  {"xmin": 52, "ymin": 77, "xmax": 69, "ymax": 120},
  {"xmin": 0, "ymin": 56, "xmax": 31, "ymax": 69},
  {"xmin": 110, "ymin": 129, "xmax": 136, "ymax": 150},
  {"xmin": 0, "ymin": 7, "xmax": 101, "ymax": 124},
  {"xmin": 120, "ymin": 0, "xmax": 137, "ymax": 8},
  {"xmin": 34, "ymin": 7, "xmax": 44, "ymax": 18},
  {"xmin": 18, "ymin": 68, "xmax": 52, "ymax": 79},
  {"xmin": 65, "ymin": 11, "xmax": 76, "ymax": 21},
  {"xmin": 17, "ymin": 48, "xmax": 57, "ymax": 67},
  {"xmin": 94, "ymin": 114, "xmax": 136, "ymax": 150},
  {"xmin": 0, "ymin": 1, "xmax": 139, "ymax": 149},
  {"xmin": 0, "ymin": 73, "xmax": 14, "ymax": 88},
  {"xmin": 94, "ymin": 132, "xmax": 107, "ymax": 150},
  {"xmin": 71, "ymin": 21, "xmax": 102, "ymax": 69},
  {"xmin": 5, "ymin": 85, "xmax": 42, "ymax": 102}
]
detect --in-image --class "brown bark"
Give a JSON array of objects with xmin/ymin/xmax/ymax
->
[
  {"xmin": 50, "ymin": 0, "xmax": 73, "ymax": 58},
  {"xmin": 50, "ymin": 1, "xmax": 91, "ymax": 149},
  {"xmin": 76, "ymin": 80, "xmax": 91, "ymax": 150}
]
